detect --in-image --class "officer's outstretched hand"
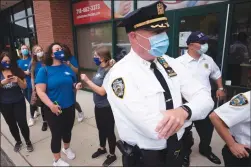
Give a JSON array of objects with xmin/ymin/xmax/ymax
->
[
  {"xmin": 229, "ymin": 142, "xmax": 250, "ymax": 158},
  {"xmin": 155, "ymin": 107, "xmax": 188, "ymax": 139}
]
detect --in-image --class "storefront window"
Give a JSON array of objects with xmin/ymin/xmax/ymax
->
[
  {"xmin": 114, "ymin": 1, "xmax": 134, "ymax": 18},
  {"xmin": 13, "ymin": 2, "xmax": 26, "ymax": 21},
  {"xmin": 137, "ymin": 1, "xmax": 225, "ymax": 11},
  {"xmin": 225, "ymin": 2, "xmax": 251, "ymax": 88},
  {"xmin": 76, "ymin": 23, "xmax": 112, "ymax": 69},
  {"xmin": 25, "ymin": 0, "xmax": 33, "ymax": 16},
  {"xmin": 115, "ymin": 27, "xmax": 130, "ymax": 62},
  {"xmin": 28, "ymin": 17, "xmax": 34, "ymax": 32}
]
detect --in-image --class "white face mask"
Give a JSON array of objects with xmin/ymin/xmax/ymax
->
[
  {"xmin": 197, "ymin": 43, "xmax": 208, "ymax": 55},
  {"xmin": 36, "ymin": 51, "xmax": 44, "ymax": 58}
]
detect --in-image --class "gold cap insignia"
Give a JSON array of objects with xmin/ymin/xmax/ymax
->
[{"xmin": 157, "ymin": 3, "xmax": 164, "ymax": 15}]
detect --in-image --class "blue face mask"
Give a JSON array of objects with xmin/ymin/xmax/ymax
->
[
  {"xmin": 93, "ymin": 57, "xmax": 101, "ymax": 66},
  {"xmin": 136, "ymin": 32, "xmax": 169, "ymax": 57},
  {"xmin": 54, "ymin": 50, "xmax": 65, "ymax": 61},
  {"xmin": 1, "ymin": 61, "xmax": 11, "ymax": 69},
  {"xmin": 21, "ymin": 49, "xmax": 29, "ymax": 56}
]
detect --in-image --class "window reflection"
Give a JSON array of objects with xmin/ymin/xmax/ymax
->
[
  {"xmin": 76, "ymin": 23, "xmax": 112, "ymax": 69},
  {"xmin": 226, "ymin": 2, "xmax": 251, "ymax": 88},
  {"xmin": 13, "ymin": 2, "xmax": 26, "ymax": 21},
  {"xmin": 116, "ymin": 27, "xmax": 130, "ymax": 62}
]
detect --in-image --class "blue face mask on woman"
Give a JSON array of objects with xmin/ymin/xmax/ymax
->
[
  {"xmin": 93, "ymin": 57, "xmax": 101, "ymax": 66},
  {"xmin": 54, "ymin": 50, "xmax": 65, "ymax": 61},
  {"xmin": 136, "ymin": 32, "xmax": 169, "ymax": 57},
  {"xmin": 21, "ymin": 49, "xmax": 29, "ymax": 56},
  {"xmin": 1, "ymin": 61, "xmax": 11, "ymax": 69}
]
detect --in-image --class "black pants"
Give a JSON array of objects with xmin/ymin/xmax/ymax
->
[
  {"xmin": 182, "ymin": 124, "xmax": 194, "ymax": 157},
  {"xmin": 0, "ymin": 98, "xmax": 30, "ymax": 143},
  {"xmin": 122, "ymin": 137, "xmax": 183, "ymax": 167},
  {"xmin": 95, "ymin": 106, "xmax": 116, "ymax": 155},
  {"xmin": 30, "ymin": 103, "xmax": 46, "ymax": 122},
  {"xmin": 222, "ymin": 144, "xmax": 251, "ymax": 166},
  {"xmin": 74, "ymin": 91, "xmax": 82, "ymax": 113},
  {"xmin": 45, "ymin": 105, "xmax": 75, "ymax": 153},
  {"xmin": 182, "ymin": 114, "xmax": 214, "ymax": 156}
]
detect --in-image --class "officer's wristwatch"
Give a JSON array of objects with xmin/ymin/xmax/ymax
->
[
  {"xmin": 218, "ymin": 87, "xmax": 224, "ymax": 91},
  {"xmin": 180, "ymin": 105, "xmax": 192, "ymax": 120}
]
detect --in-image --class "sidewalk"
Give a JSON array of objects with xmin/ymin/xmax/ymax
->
[{"xmin": 1, "ymin": 90, "xmax": 225, "ymax": 166}]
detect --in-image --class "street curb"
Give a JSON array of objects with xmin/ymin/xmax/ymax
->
[{"xmin": 1, "ymin": 134, "xmax": 30, "ymax": 166}]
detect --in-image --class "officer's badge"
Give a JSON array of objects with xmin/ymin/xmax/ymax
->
[
  {"xmin": 204, "ymin": 63, "xmax": 209, "ymax": 69},
  {"xmin": 157, "ymin": 3, "xmax": 164, "ymax": 15},
  {"xmin": 230, "ymin": 93, "xmax": 248, "ymax": 106},
  {"xmin": 157, "ymin": 57, "xmax": 177, "ymax": 77},
  {"xmin": 111, "ymin": 78, "xmax": 125, "ymax": 99}
]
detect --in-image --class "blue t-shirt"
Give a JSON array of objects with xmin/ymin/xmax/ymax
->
[
  {"xmin": 69, "ymin": 56, "xmax": 79, "ymax": 69},
  {"xmin": 17, "ymin": 57, "xmax": 32, "ymax": 89},
  {"xmin": 35, "ymin": 64, "xmax": 77, "ymax": 109},
  {"xmin": 34, "ymin": 61, "xmax": 43, "ymax": 77}
]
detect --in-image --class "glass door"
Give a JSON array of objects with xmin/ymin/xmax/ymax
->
[{"xmin": 173, "ymin": 2, "xmax": 228, "ymax": 67}]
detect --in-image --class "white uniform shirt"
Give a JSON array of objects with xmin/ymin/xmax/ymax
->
[
  {"xmin": 214, "ymin": 91, "xmax": 251, "ymax": 147},
  {"xmin": 103, "ymin": 49, "xmax": 214, "ymax": 150},
  {"xmin": 176, "ymin": 52, "xmax": 222, "ymax": 91}
]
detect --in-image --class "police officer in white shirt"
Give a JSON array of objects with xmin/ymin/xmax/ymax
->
[
  {"xmin": 176, "ymin": 31, "xmax": 224, "ymax": 166},
  {"xmin": 103, "ymin": 1, "xmax": 214, "ymax": 167},
  {"xmin": 210, "ymin": 91, "xmax": 251, "ymax": 166}
]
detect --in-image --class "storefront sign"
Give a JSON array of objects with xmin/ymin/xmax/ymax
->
[{"xmin": 72, "ymin": 1, "xmax": 111, "ymax": 25}]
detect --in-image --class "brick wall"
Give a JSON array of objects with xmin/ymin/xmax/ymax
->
[{"xmin": 33, "ymin": 0, "xmax": 74, "ymax": 53}]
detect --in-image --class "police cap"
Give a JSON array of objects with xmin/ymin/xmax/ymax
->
[{"xmin": 117, "ymin": 1, "xmax": 169, "ymax": 33}]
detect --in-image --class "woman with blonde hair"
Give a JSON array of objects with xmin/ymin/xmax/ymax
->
[
  {"xmin": 30, "ymin": 45, "xmax": 48, "ymax": 131},
  {"xmin": 78, "ymin": 46, "xmax": 117, "ymax": 166},
  {"xmin": 17, "ymin": 44, "xmax": 39, "ymax": 127}
]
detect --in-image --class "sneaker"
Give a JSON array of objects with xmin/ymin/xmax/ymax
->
[
  {"xmin": 26, "ymin": 141, "xmax": 34, "ymax": 152},
  {"xmin": 62, "ymin": 148, "xmax": 76, "ymax": 160},
  {"xmin": 28, "ymin": 118, "xmax": 35, "ymax": 127},
  {"xmin": 14, "ymin": 142, "xmax": 22, "ymax": 152},
  {"xmin": 53, "ymin": 158, "xmax": 69, "ymax": 167},
  {"xmin": 92, "ymin": 148, "xmax": 107, "ymax": 158},
  {"xmin": 102, "ymin": 155, "xmax": 117, "ymax": 167},
  {"xmin": 33, "ymin": 111, "xmax": 40, "ymax": 118},
  {"xmin": 77, "ymin": 112, "xmax": 84, "ymax": 122},
  {"xmin": 41, "ymin": 122, "xmax": 48, "ymax": 131}
]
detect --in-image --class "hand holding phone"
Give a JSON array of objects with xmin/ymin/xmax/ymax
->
[{"xmin": 54, "ymin": 101, "xmax": 62, "ymax": 115}]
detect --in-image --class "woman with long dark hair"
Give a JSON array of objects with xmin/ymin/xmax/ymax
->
[
  {"xmin": 30, "ymin": 45, "xmax": 48, "ymax": 131},
  {"xmin": 0, "ymin": 51, "xmax": 34, "ymax": 152},
  {"xmin": 61, "ymin": 44, "xmax": 84, "ymax": 122},
  {"xmin": 78, "ymin": 46, "xmax": 117, "ymax": 166},
  {"xmin": 35, "ymin": 42, "xmax": 82, "ymax": 166},
  {"xmin": 17, "ymin": 45, "xmax": 39, "ymax": 126}
]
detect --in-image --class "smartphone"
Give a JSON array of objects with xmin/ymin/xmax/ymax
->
[
  {"xmin": 54, "ymin": 101, "xmax": 62, "ymax": 114},
  {"xmin": 7, "ymin": 75, "xmax": 14, "ymax": 79}
]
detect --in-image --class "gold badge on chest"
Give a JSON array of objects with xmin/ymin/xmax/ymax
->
[
  {"xmin": 204, "ymin": 63, "xmax": 209, "ymax": 69},
  {"xmin": 157, "ymin": 57, "xmax": 177, "ymax": 77}
]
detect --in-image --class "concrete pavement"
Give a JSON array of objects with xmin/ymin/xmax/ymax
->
[{"xmin": 1, "ymin": 90, "xmax": 225, "ymax": 166}]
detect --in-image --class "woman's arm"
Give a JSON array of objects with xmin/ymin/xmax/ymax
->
[
  {"xmin": 30, "ymin": 66, "xmax": 35, "ymax": 90},
  {"xmin": 70, "ymin": 64, "xmax": 78, "ymax": 74},
  {"xmin": 36, "ymin": 84, "xmax": 54, "ymax": 108},
  {"xmin": 86, "ymin": 80, "xmax": 106, "ymax": 96},
  {"xmin": 15, "ymin": 77, "xmax": 27, "ymax": 89},
  {"xmin": 80, "ymin": 74, "xmax": 106, "ymax": 96}
]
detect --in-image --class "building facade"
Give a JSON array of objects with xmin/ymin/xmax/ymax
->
[{"xmin": 0, "ymin": 0, "xmax": 250, "ymax": 97}]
